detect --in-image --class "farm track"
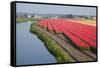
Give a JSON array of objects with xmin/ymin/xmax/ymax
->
[{"xmin": 37, "ymin": 26, "xmax": 95, "ymax": 61}]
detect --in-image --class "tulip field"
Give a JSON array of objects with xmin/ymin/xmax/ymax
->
[{"xmin": 38, "ymin": 19, "xmax": 96, "ymax": 52}]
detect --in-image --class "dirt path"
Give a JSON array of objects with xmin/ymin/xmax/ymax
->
[{"xmin": 37, "ymin": 26, "xmax": 95, "ymax": 61}]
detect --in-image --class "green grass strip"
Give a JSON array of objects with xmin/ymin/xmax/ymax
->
[{"xmin": 16, "ymin": 17, "xmax": 36, "ymax": 23}]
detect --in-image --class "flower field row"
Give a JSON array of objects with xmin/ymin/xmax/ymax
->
[{"xmin": 38, "ymin": 19, "xmax": 96, "ymax": 49}]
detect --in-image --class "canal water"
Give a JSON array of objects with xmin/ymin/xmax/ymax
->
[{"xmin": 16, "ymin": 22, "xmax": 56, "ymax": 65}]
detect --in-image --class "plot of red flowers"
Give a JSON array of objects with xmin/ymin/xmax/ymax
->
[{"xmin": 38, "ymin": 19, "xmax": 96, "ymax": 48}]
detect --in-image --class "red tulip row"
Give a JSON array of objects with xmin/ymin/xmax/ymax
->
[
  {"xmin": 38, "ymin": 19, "xmax": 96, "ymax": 48},
  {"xmin": 57, "ymin": 20, "xmax": 96, "ymax": 48}
]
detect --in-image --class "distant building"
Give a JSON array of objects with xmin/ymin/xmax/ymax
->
[
  {"xmin": 92, "ymin": 16, "xmax": 96, "ymax": 20},
  {"xmin": 82, "ymin": 17, "xmax": 86, "ymax": 20},
  {"xmin": 34, "ymin": 15, "xmax": 42, "ymax": 19},
  {"xmin": 50, "ymin": 16, "xmax": 58, "ymax": 19},
  {"xmin": 27, "ymin": 14, "xmax": 31, "ymax": 18}
]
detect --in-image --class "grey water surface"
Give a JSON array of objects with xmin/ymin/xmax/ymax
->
[{"xmin": 16, "ymin": 22, "xmax": 56, "ymax": 65}]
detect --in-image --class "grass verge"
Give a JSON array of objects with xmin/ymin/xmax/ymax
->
[{"xmin": 16, "ymin": 17, "xmax": 36, "ymax": 23}]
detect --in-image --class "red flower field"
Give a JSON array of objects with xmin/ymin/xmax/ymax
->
[{"xmin": 38, "ymin": 19, "xmax": 96, "ymax": 49}]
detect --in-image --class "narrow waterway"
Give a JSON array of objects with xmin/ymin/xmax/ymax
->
[{"xmin": 16, "ymin": 22, "xmax": 56, "ymax": 65}]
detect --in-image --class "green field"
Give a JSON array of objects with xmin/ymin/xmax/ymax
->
[{"xmin": 16, "ymin": 17, "xmax": 36, "ymax": 23}]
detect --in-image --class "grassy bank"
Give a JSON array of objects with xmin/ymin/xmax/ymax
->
[
  {"xmin": 16, "ymin": 17, "xmax": 36, "ymax": 23},
  {"xmin": 30, "ymin": 23, "xmax": 75, "ymax": 63}
]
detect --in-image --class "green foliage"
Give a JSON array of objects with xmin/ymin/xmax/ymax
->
[
  {"xmin": 90, "ymin": 47, "xmax": 96, "ymax": 54},
  {"xmin": 30, "ymin": 23, "xmax": 75, "ymax": 63},
  {"xmin": 16, "ymin": 17, "xmax": 36, "ymax": 23},
  {"xmin": 16, "ymin": 17, "xmax": 27, "ymax": 23}
]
